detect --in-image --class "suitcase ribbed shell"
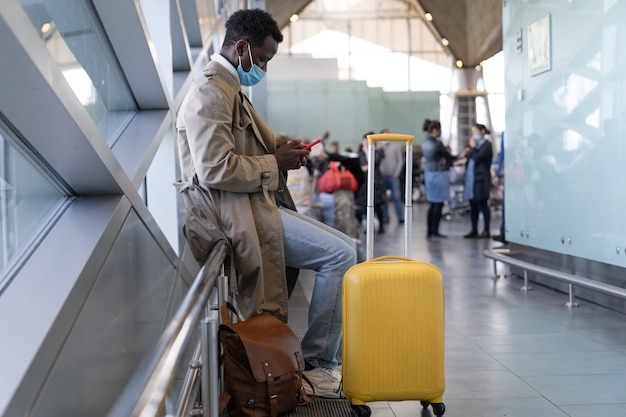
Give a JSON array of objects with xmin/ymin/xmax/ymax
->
[{"xmin": 342, "ymin": 256, "xmax": 445, "ymax": 405}]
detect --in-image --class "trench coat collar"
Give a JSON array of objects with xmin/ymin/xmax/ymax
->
[{"xmin": 206, "ymin": 58, "xmax": 272, "ymax": 154}]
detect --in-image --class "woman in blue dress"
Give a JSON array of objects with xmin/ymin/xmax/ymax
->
[{"xmin": 421, "ymin": 119, "xmax": 454, "ymax": 238}]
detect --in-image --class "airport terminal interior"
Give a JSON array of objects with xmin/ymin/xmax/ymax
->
[
  {"xmin": 288, "ymin": 211, "xmax": 626, "ymax": 417},
  {"xmin": 1, "ymin": 0, "xmax": 626, "ymax": 416}
]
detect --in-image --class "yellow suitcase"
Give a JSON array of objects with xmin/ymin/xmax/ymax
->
[
  {"xmin": 342, "ymin": 257, "xmax": 445, "ymax": 416},
  {"xmin": 342, "ymin": 133, "xmax": 446, "ymax": 417}
]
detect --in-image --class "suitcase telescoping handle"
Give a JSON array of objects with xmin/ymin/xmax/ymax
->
[{"xmin": 365, "ymin": 133, "xmax": 414, "ymax": 261}]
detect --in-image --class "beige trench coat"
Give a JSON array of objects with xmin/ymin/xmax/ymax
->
[{"xmin": 175, "ymin": 60, "xmax": 297, "ymax": 321}]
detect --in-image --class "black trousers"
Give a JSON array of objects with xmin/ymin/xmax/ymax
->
[
  {"xmin": 469, "ymin": 198, "xmax": 490, "ymax": 233},
  {"xmin": 427, "ymin": 202, "xmax": 444, "ymax": 235}
]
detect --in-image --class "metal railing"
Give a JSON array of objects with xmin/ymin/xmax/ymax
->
[
  {"xmin": 107, "ymin": 240, "xmax": 230, "ymax": 417},
  {"xmin": 484, "ymin": 247, "xmax": 626, "ymax": 307}
]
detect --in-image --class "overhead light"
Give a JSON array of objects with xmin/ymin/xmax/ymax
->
[
  {"xmin": 441, "ymin": 37, "xmax": 449, "ymax": 46},
  {"xmin": 456, "ymin": 60, "xmax": 464, "ymax": 68},
  {"xmin": 289, "ymin": 14, "xmax": 299, "ymax": 23},
  {"xmin": 41, "ymin": 22, "xmax": 52, "ymax": 33},
  {"xmin": 425, "ymin": 13, "xmax": 433, "ymax": 21}
]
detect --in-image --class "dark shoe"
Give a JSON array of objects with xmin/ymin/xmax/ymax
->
[
  {"xmin": 478, "ymin": 231, "xmax": 491, "ymax": 238},
  {"xmin": 399, "ymin": 219, "xmax": 405, "ymax": 224},
  {"xmin": 377, "ymin": 227, "xmax": 385, "ymax": 234},
  {"xmin": 463, "ymin": 231, "xmax": 478, "ymax": 238},
  {"xmin": 492, "ymin": 234, "xmax": 508, "ymax": 243},
  {"xmin": 433, "ymin": 233, "xmax": 447, "ymax": 238}
]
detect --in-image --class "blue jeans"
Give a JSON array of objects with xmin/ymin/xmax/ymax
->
[
  {"xmin": 381, "ymin": 175, "xmax": 404, "ymax": 222},
  {"xmin": 315, "ymin": 192, "xmax": 335, "ymax": 228},
  {"xmin": 279, "ymin": 207, "xmax": 357, "ymax": 368}
]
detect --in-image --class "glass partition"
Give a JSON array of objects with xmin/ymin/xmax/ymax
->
[
  {"xmin": 0, "ymin": 118, "xmax": 70, "ymax": 291},
  {"xmin": 19, "ymin": 0, "xmax": 136, "ymax": 145}
]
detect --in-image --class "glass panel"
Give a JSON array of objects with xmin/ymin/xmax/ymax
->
[
  {"xmin": 19, "ymin": 0, "xmax": 136, "ymax": 145},
  {"xmin": 0, "ymin": 118, "xmax": 69, "ymax": 291}
]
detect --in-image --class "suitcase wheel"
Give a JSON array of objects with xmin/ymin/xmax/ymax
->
[
  {"xmin": 420, "ymin": 401, "xmax": 446, "ymax": 416},
  {"xmin": 350, "ymin": 404, "xmax": 371, "ymax": 417}
]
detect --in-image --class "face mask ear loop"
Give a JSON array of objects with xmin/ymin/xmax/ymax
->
[{"xmin": 247, "ymin": 43, "xmax": 254, "ymax": 68}]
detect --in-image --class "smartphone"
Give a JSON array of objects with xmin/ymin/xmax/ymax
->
[{"xmin": 302, "ymin": 138, "xmax": 321, "ymax": 150}]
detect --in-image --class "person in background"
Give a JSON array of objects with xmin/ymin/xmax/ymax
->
[
  {"xmin": 175, "ymin": 9, "xmax": 355, "ymax": 398},
  {"xmin": 453, "ymin": 144, "xmax": 471, "ymax": 166},
  {"xmin": 463, "ymin": 123, "xmax": 494, "ymax": 238},
  {"xmin": 308, "ymin": 132, "xmax": 336, "ymax": 227},
  {"xmin": 421, "ymin": 119, "xmax": 454, "ymax": 238},
  {"xmin": 282, "ymin": 135, "xmax": 316, "ymax": 219},
  {"xmin": 492, "ymin": 131, "xmax": 507, "ymax": 243},
  {"xmin": 356, "ymin": 132, "xmax": 386, "ymax": 233},
  {"xmin": 378, "ymin": 128, "xmax": 405, "ymax": 224},
  {"xmin": 327, "ymin": 143, "xmax": 363, "ymax": 238}
]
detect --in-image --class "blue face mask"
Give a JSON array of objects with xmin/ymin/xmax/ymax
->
[
  {"xmin": 473, "ymin": 134, "xmax": 482, "ymax": 140},
  {"xmin": 237, "ymin": 43, "xmax": 265, "ymax": 86}
]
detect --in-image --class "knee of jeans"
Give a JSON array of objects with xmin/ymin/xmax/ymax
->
[{"xmin": 342, "ymin": 245, "xmax": 358, "ymax": 267}]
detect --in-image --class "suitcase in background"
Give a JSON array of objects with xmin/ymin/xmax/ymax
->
[{"xmin": 342, "ymin": 133, "xmax": 446, "ymax": 417}]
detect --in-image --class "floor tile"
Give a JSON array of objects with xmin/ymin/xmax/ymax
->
[
  {"xmin": 444, "ymin": 370, "xmax": 539, "ymax": 399},
  {"xmin": 469, "ymin": 332, "xmax": 610, "ymax": 353},
  {"xmin": 615, "ymin": 345, "xmax": 626, "ymax": 354},
  {"xmin": 426, "ymin": 397, "xmax": 570, "ymax": 417},
  {"xmin": 522, "ymin": 374, "xmax": 626, "ymax": 405},
  {"xmin": 492, "ymin": 350, "xmax": 626, "ymax": 376},
  {"xmin": 444, "ymin": 349, "xmax": 509, "ymax": 373},
  {"xmin": 560, "ymin": 403, "xmax": 626, "ymax": 417}
]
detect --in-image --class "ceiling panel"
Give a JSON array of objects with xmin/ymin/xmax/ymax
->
[
  {"xmin": 267, "ymin": 0, "xmax": 313, "ymax": 29},
  {"xmin": 414, "ymin": 0, "xmax": 502, "ymax": 66},
  {"xmin": 266, "ymin": 0, "xmax": 502, "ymax": 67}
]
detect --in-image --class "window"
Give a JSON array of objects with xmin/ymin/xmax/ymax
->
[
  {"xmin": 19, "ymin": 0, "xmax": 136, "ymax": 145},
  {"xmin": 0, "ymin": 119, "xmax": 70, "ymax": 291}
]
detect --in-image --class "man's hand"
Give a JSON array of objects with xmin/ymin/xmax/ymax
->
[
  {"xmin": 275, "ymin": 134, "xmax": 288, "ymax": 148},
  {"xmin": 274, "ymin": 139, "xmax": 310, "ymax": 170}
]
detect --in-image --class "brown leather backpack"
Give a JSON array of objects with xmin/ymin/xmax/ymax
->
[{"xmin": 218, "ymin": 303, "xmax": 311, "ymax": 417}]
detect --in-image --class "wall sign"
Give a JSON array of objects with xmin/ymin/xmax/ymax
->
[{"xmin": 528, "ymin": 14, "xmax": 551, "ymax": 76}]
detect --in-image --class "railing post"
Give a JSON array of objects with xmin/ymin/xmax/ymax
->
[
  {"xmin": 201, "ymin": 317, "xmax": 220, "ymax": 417},
  {"xmin": 175, "ymin": 343, "xmax": 202, "ymax": 417},
  {"xmin": 521, "ymin": 270, "xmax": 533, "ymax": 291},
  {"xmin": 566, "ymin": 284, "xmax": 579, "ymax": 308},
  {"xmin": 218, "ymin": 264, "xmax": 229, "ymax": 313}
]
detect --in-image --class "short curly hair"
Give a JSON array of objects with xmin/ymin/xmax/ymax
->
[{"xmin": 223, "ymin": 9, "xmax": 283, "ymax": 48}]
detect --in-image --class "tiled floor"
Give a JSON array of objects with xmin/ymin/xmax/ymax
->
[{"xmin": 289, "ymin": 203, "xmax": 626, "ymax": 417}]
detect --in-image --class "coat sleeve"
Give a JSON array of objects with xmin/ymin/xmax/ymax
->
[
  {"xmin": 180, "ymin": 81, "xmax": 279, "ymax": 193},
  {"xmin": 470, "ymin": 140, "xmax": 493, "ymax": 168},
  {"xmin": 435, "ymin": 141, "xmax": 454, "ymax": 166}
]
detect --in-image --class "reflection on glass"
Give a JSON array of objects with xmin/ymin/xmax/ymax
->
[
  {"xmin": 562, "ymin": 129, "xmax": 584, "ymax": 152},
  {"xmin": 19, "ymin": 0, "xmax": 136, "ymax": 145},
  {"xmin": 553, "ymin": 73, "xmax": 598, "ymax": 114},
  {"xmin": 0, "ymin": 120, "xmax": 70, "ymax": 291}
]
